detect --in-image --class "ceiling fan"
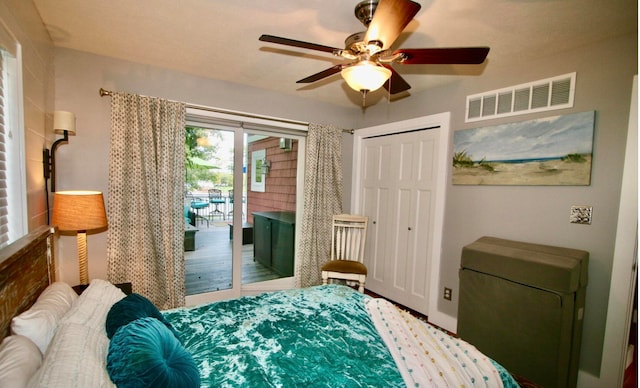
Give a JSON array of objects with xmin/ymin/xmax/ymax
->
[{"xmin": 259, "ymin": 0, "xmax": 490, "ymax": 104}]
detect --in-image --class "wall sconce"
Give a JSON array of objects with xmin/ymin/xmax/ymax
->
[
  {"xmin": 52, "ymin": 190, "xmax": 107, "ymax": 285},
  {"xmin": 262, "ymin": 159, "xmax": 271, "ymax": 175},
  {"xmin": 43, "ymin": 111, "xmax": 76, "ymax": 192},
  {"xmin": 279, "ymin": 138, "xmax": 292, "ymax": 151}
]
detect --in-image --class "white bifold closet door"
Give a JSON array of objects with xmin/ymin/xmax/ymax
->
[{"xmin": 359, "ymin": 127, "xmax": 442, "ymax": 316}]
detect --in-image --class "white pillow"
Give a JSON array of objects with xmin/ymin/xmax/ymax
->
[
  {"xmin": 0, "ymin": 335, "xmax": 43, "ymax": 388},
  {"xmin": 27, "ymin": 323, "xmax": 115, "ymax": 388},
  {"xmin": 10, "ymin": 282, "xmax": 78, "ymax": 354},
  {"xmin": 59, "ymin": 279, "xmax": 127, "ymax": 331},
  {"xmin": 28, "ymin": 279, "xmax": 125, "ymax": 388}
]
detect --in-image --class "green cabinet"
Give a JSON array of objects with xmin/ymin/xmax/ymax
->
[
  {"xmin": 253, "ymin": 215, "xmax": 271, "ymax": 268},
  {"xmin": 252, "ymin": 211, "xmax": 295, "ymax": 277}
]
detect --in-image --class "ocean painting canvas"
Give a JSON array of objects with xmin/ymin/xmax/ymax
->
[{"xmin": 453, "ymin": 111, "xmax": 595, "ymax": 185}]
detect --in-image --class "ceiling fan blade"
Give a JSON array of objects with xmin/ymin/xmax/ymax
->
[
  {"xmin": 381, "ymin": 64, "xmax": 411, "ymax": 94},
  {"xmin": 259, "ymin": 34, "xmax": 340, "ymax": 54},
  {"xmin": 364, "ymin": 0, "xmax": 421, "ymax": 50},
  {"xmin": 394, "ymin": 47, "xmax": 490, "ymax": 65},
  {"xmin": 296, "ymin": 65, "xmax": 343, "ymax": 83}
]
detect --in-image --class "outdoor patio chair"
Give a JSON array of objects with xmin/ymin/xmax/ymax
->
[
  {"xmin": 208, "ymin": 189, "xmax": 226, "ymax": 220},
  {"xmin": 187, "ymin": 193, "xmax": 209, "ymax": 227}
]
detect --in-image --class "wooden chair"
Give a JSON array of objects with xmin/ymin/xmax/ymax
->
[{"xmin": 321, "ymin": 214, "xmax": 369, "ymax": 293}]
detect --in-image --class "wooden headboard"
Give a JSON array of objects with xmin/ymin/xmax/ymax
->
[{"xmin": 0, "ymin": 225, "xmax": 54, "ymax": 339}]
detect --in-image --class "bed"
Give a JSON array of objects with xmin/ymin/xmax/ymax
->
[{"xmin": 0, "ymin": 226, "xmax": 521, "ymax": 387}]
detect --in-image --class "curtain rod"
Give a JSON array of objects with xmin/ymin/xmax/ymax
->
[{"xmin": 99, "ymin": 88, "xmax": 354, "ymax": 134}]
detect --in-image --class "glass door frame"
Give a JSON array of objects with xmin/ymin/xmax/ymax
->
[{"xmin": 185, "ymin": 108, "xmax": 307, "ymax": 306}]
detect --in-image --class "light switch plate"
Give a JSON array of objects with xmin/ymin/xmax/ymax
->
[{"xmin": 570, "ymin": 206, "xmax": 593, "ymax": 224}]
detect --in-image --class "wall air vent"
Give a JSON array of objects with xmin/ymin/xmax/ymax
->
[{"xmin": 465, "ymin": 72, "xmax": 576, "ymax": 122}]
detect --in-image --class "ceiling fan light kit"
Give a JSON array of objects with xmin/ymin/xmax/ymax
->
[
  {"xmin": 341, "ymin": 61, "xmax": 392, "ymax": 93},
  {"xmin": 259, "ymin": 0, "xmax": 490, "ymax": 105}
]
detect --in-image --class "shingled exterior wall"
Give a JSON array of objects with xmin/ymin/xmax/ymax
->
[{"xmin": 246, "ymin": 137, "xmax": 298, "ymax": 223}]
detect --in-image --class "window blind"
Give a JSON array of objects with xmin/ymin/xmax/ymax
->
[
  {"xmin": 0, "ymin": 22, "xmax": 27, "ymax": 248},
  {"xmin": 0, "ymin": 49, "xmax": 8, "ymax": 247}
]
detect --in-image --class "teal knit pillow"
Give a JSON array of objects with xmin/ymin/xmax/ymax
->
[
  {"xmin": 106, "ymin": 293, "xmax": 180, "ymax": 341},
  {"xmin": 107, "ymin": 317, "xmax": 200, "ymax": 388}
]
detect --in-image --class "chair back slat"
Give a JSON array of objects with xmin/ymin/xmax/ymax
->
[{"xmin": 330, "ymin": 214, "xmax": 368, "ymax": 263}]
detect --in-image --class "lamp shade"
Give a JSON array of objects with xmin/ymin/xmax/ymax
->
[
  {"xmin": 53, "ymin": 111, "xmax": 76, "ymax": 135},
  {"xmin": 52, "ymin": 191, "xmax": 107, "ymax": 231},
  {"xmin": 341, "ymin": 61, "xmax": 392, "ymax": 92}
]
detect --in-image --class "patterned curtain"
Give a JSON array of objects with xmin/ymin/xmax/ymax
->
[
  {"xmin": 107, "ymin": 92, "xmax": 186, "ymax": 309},
  {"xmin": 295, "ymin": 123, "xmax": 344, "ymax": 288}
]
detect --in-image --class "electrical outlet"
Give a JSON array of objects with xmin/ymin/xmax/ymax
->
[
  {"xmin": 444, "ymin": 287, "xmax": 452, "ymax": 301},
  {"xmin": 570, "ymin": 206, "xmax": 593, "ymax": 225}
]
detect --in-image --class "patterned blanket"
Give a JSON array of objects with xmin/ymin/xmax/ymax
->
[
  {"xmin": 365, "ymin": 298, "xmax": 518, "ymax": 387},
  {"xmin": 163, "ymin": 285, "xmax": 517, "ymax": 387}
]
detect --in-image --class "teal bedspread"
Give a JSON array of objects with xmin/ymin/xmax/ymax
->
[{"xmin": 163, "ymin": 285, "xmax": 404, "ymax": 387}]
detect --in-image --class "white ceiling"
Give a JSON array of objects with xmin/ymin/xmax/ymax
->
[{"xmin": 32, "ymin": 0, "xmax": 637, "ymax": 108}]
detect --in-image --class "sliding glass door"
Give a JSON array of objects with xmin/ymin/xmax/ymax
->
[
  {"xmin": 183, "ymin": 126, "xmax": 235, "ymax": 296},
  {"xmin": 183, "ymin": 112, "xmax": 305, "ymax": 305}
]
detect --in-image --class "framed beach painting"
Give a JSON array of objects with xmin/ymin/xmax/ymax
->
[{"xmin": 452, "ymin": 111, "xmax": 595, "ymax": 185}]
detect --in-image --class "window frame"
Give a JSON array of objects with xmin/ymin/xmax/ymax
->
[{"xmin": 0, "ymin": 23, "xmax": 27, "ymax": 247}]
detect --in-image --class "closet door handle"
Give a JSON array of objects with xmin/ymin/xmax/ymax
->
[{"xmin": 408, "ymin": 227, "xmax": 412, "ymax": 231}]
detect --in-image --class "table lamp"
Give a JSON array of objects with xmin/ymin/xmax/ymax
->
[{"xmin": 52, "ymin": 191, "xmax": 108, "ymax": 284}]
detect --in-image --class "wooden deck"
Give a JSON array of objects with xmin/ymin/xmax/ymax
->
[{"xmin": 184, "ymin": 223, "xmax": 281, "ymax": 295}]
